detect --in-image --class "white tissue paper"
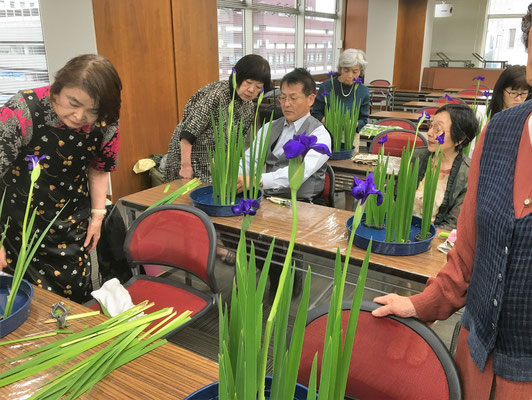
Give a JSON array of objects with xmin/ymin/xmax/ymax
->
[{"xmin": 91, "ymin": 278, "xmax": 136, "ymax": 317}]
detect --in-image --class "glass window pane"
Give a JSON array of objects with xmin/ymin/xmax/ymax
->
[
  {"xmin": 305, "ymin": 0, "xmax": 336, "ymax": 14},
  {"xmin": 304, "ymin": 16, "xmax": 334, "ymax": 73},
  {"xmin": 0, "ymin": 0, "xmax": 48, "ymax": 106},
  {"xmin": 484, "ymin": 18, "xmax": 527, "ymax": 68},
  {"xmin": 488, "ymin": 0, "xmax": 529, "ymax": 15},
  {"xmin": 253, "ymin": 11, "xmax": 296, "ymax": 79},
  {"xmin": 217, "ymin": 8, "xmax": 244, "ymax": 79},
  {"xmin": 252, "ymin": 0, "xmax": 296, "ymax": 8}
]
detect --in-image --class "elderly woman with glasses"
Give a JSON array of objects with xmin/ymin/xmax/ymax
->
[
  {"xmin": 487, "ymin": 65, "xmax": 531, "ymax": 117},
  {"xmin": 412, "ymin": 103, "xmax": 478, "ymax": 230},
  {"xmin": 311, "ymin": 48, "xmax": 370, "ymax": 130}
]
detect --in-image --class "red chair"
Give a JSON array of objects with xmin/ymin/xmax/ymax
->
[
  {"xmin": 434, "ymin": 96, "xmax": 464, "ymax": 104},
  {"xmin": 457, "ymin": 89, "xmax": 485, "ymax": 97},
  {"xmin": 369, "ymin": 129, "xmax": 427, "ymax": 156},
  {"xmin": 376, "ymin": 118, "xmax": 417, "ymax": 131},
  {"xmin": 369, "ymin": 79, "xmax": 392, "ymax": 111},
  {"xmin": 465, "ymin": 83, "xmax": 490, "ymax": 91},
  {"xmin": 298, "ymin": 301, "xmax": 462, "ymax": 400},
  {"xmin": 321, "ymin": 164, "xmax": 335, "ymax": 207},
  {"xmin": 418, "ymin": 106, "xmax": 439, "ymax": 117},
  {"xmin": 87, "ymin": 205, "xmax": 218, "ymax": 337}
]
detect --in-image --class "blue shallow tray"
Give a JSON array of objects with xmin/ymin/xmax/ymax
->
[
  {"xmin": 185, "ymin": 376, "xmax": 309, "ymax": 399},
  {"xmin": 189, "ymin": 185, "xmax": 263, "ymax": 217},
  {"xmin": 330, "ymin": 144, "xmax": 355, "ymax": 160},
  {"xmin": 346, "ymin": 214, "xmax": 436, "ymax": 256},
  {"xmin": 0, "ymin": 276, "xmax": 34, "ymax": 338}
]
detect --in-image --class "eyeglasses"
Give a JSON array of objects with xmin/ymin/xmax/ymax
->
[
  {"xmin": 428, "ymin": 122, "xmax": 446, "ymax": 135},
  {"xmin": 279, "ymin": 95, "xmax": 304, "ymax": 103},
  {"xmin": 505, "ymin": 89, "xmax": 529, "ymax": 99}
]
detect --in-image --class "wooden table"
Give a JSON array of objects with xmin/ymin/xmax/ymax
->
[
  {"xmin": 118, "ymin": 181, "xmax": 448, "ymax": 284},
  {"xmin": 425, "ymin": 92, "xmax": 488, "ymax": 102},
  {"xmin": 0, "ymin": 287, "xmax": 218, "ymax": 399},
  {"xmin": 369, "ymin": 111, "xmax": 421, "ymax": 122},
  {"xmin": 403, "ymin": 101, "xmax": 440, "ymax": 111}
]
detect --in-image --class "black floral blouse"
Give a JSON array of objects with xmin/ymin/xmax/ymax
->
[{"xmin": 164, "ymin": 80, "xmax": 255, "ymax": 183}]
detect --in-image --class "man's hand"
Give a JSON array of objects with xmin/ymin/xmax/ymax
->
[
  {"xmin": 179, "ymin": 164, "xmax": 194, "ymax": 179},
  {"xmin": 372, "ymin": 293, "xmax": 418, "ymax": 318},
  {"xmin": 236, "ymin": 174, "xmax": 253, "ymax": 193}
]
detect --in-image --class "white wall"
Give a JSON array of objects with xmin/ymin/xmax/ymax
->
[
  {"xmin": 365, "ymin": 0, "xmax": 399, "ymax": 83},
  {"xmin": 420, "ymin": 0, "xmax": 436, "ymax": 87},
  {"xmin": 39, "ymin": 0, "xmax": 98, "ymax": 82},
  {"xmin": 430, "ymin": 0, "xmax": 489, "ymax": 67}
]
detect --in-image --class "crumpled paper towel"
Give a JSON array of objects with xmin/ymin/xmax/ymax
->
[
  {"xmin": 91, "ymin": 278, "xmax": 135, "ymax": 317},
  {"xmin": 133, "ymin": 158, "xmax": 156, "ymax": 174}
]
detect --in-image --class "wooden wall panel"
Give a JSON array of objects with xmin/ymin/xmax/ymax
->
[
  {"xmin": 92, "ymin": 0, "xmax": 178, "ymax": 200},
  {"xmin": 172, "ymin": 0, "xmax": 219, "ymax": 120},
  {"xmin": 344, "ymin": 0, "xmax": 368, "ymax": 52},
  {"xmin": 392, "ymin": 0, "xmax": 427, "ymax": 90}
]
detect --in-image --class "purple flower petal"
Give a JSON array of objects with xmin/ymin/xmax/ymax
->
[
  {"xmin": 377, "ymin": 134, "xmax": 388, "ymax": 145},
  {"xmin": 283, "ymin": 139, "xmax": 306, "ymax": 159},
  {"xmin": 327, "ymin": 70, "xmax": 335, "ymax": 77},
  {"xmin": 283, "ymin": 133, "xmax": 330, "ymax": 159},
  {"xmin": 350, "ymin": 172, "xmax": 383, "ymax": 205},
  {"xmin": 473, "ymin": 76, "xmax": 485, "ymax": 81},
  {"xmin": 436, "ymin": 132, "xmax": 445, "ymax": 145},
  {"xmin": 321, "ymin": 90, "xmax": 330, "ymax": 97},
  {"xmin": 311, "ymin": 143, "xmax": 332, "ymax": 157},
  {"xmin": 231, "ymin": 204, "xmax": 243, "ymax": 215},
  {"xmin": 483, "ymin": 90, "xmax": 490, "ymax": 97},
  {"xmin": 353, "ymin": 77, "xmax": 362, "ymax": 84},
  {"xmin": 232, "ymin": 198, "xmax": 260, "ymax": 216},
  {"xmin": 232, "ymin": 67, "xmax": 236, "ymax": 74},
  {"xmin": 445, "ymin": 94, "xmax": 453, "ymax": 101},
  {"xmin": 25, "ymin": 154, "xmax": 46, "ymax": 170}
]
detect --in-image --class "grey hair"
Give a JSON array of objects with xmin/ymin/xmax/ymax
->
[
  {"xmin": 522, "ymin": 3, "xmax": 532, "ymax": 49},
  {"xmin": 337, "ymin": 49, "xmax": 368, "ymax": 73}
]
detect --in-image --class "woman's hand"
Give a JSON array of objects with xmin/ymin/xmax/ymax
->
[
  {"xmin": 0, "ymin": 246, "xmax": 6, "ymax": 270},
  {"xmin": 372, "ymin": 293, "xmax": 418, "ymax": 318},
  {"xmin": 179, "ymin": 164, "xmax": 194, "ymax": 179},
  {"xmin": 84, "ymin": 214, "xmax": 104, "ymax": 252}
]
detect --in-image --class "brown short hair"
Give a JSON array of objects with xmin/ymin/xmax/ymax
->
[{"xmin": 50, "ymin": 54, "xmax": 122, "ymax": 124}]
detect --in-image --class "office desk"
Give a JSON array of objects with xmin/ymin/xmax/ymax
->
[
  {"xmin": 367, "ymin": 84, "xmax": 397, "ymax": 110},
  {"xmin": 0, "ymin": 286, "xmax": 218, "ymax": 399},
  {"xmin": 403, "ymin": 101, "xmax": 440, "ymax": 111},
  {"xmin": 119, "ymin": 181, "xmax": 447, "ymax": 285},
  {"xmin": 425, "ymin": 92, "xmax": 488, "ymax": 102},
  {"xmin": 370, "ymin": 111, "xmax": 421, "ymax": 122}
]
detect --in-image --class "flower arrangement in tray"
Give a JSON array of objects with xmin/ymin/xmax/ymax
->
[
  {"xmin": 363, "ymin": 110, "xmax": 442, "ymax": 242},
  {"xmin": 206, "ymin": 134, "xmax": 381, "ymax": 399},
  {"xmin": 323, "ymin": 72, "xmax": 362, "ymax": 153},
  {"xmin": 209, "ymin": 69, "xmax": 273, "ymax": 206},
  {"xmin": 1, "ymin": 155, "xmax": 64, "ymax": 320}
]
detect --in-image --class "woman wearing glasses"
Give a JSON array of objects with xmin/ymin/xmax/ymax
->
[
  {"xmin": 412, "ymin": 103, "xmax": 478, "ymax": 230},
  {"xmin": 487, "ymin": 65, "xmax": 531, "ymax": 117}
]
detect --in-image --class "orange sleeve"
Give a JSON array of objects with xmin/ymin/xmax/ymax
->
[{"xmin": 410, "ymin": 130, "xmax": 486, "ymax": 322}]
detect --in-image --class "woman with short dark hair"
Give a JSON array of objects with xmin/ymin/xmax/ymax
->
[
  {"xmin": 412, "ymin": 103, "xmax": 478, "ymax": 230},
  {"xmin": 163, "ymin": 54, "xmax": 271, "ymax": 183},
  {"xmin": 487, "ymin": 65, "xmax": 531, "ymax": 117},
  {"xmin": 0, "ymin": 54, "xmax": 122, "ymax": 302}
]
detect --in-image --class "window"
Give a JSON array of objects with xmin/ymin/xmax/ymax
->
[
  {"xmin": 483, "ymin": 0, "xmax": 528, "ymax": 68},
  {"xmin": 217, "ymin": 0, "xmax": 341, "ymax": 79},
  {"xmin": 218, "ymin": 8, "xmax": 244, "ymax": 78},
  {"xmin": 0, "ymin": 0, "xmax": 48, "ymax": 105}
]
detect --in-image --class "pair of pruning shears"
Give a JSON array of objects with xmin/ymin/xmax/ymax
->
[
  {"xmin": 267, "ymin": 196, "xmax": 291, "ymax": 207},
  {"xmin": 51, "ymin": 302, "xmax": 69, "ymax": 329}
]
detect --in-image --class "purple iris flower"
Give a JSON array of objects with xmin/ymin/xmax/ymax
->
[
  {"xmin": 436, "ymin": 132, "xmax": 445, "ymax": 145},
  {"xmin": 483, "ymin": 90, "xmax": 490, "ymax": 97},
  {"xmin": 232, "ymin": 67, "xmax": 236, "ymax": 74},
  {"xmin": 473, "ymin": 76, "xmax": 485, "ymax": 82},
  {"xmin": 321, "ymin": 90, "xmax": 330, "ymax": 97},
  {"xmin": 445, "ymin": 94, "xmax": 453, "ymax": 101},
  {"xmin": 351, "ymin": 173, "xmax": 383, "ymax": 206},
  {"xmin": 25, "ymin": 154, "xmax": 46, "ymax": 170},
  {"xmin": 418, "ymin": 110, "xmax": 431, "ymax": 123},
  {"xmin": 232, "ymin": 198, "xmax": 260, "ymax": 216},
  {"xmin": 327, "ymin": 70, "xmax": 336, "ymax": 77},
  {"xmin": 353, "ymin": 77, "xmax": 362, "ymax": 84},
  {"xmin": 377, "ymin": 134, "xmax": 388, "ymax": 144},
  {"xmin": 283, "ymin": 133, "xmax": 332, "ymax": 160}
]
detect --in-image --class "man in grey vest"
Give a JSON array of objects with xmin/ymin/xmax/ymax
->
[{"xmin": 241, "ymin": 68, "xmax": 331, "ymax": 203}]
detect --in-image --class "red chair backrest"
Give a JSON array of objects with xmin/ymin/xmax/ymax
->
[
  {"xmin": 124, "ymin": 205, "xmax": 216, "ymax": 291},
  {"xmin": 298, "ymin": 306, "xmax": 456, "ymax": 400},
  {"xmin": 321, "ymin": 164, "xmax": 335, "ymax": 207},
  {"xmin": 376, "ymin": 118, "xmax": 416, "ymax": 130},
  {"xmin": 457, "ymin": 89, "xmax": 484, "ymax": 97},
  {"xmin": 369, "ymin": 79, "xmax": 391, "ymax": 86},
  {"xmin": 465, "ymin": 84, "xmax": 490, "ymax": 91},
  {"xmin": 370, "ymin": 129, "xmax": 426, "ymax": 156},
  {"xmin": 434, "ymin": 97, "xmax": 463, "ymax": 104},
  {"xmin": 419, "ymin": 106, "xmax": 439, "ymax": 116}
]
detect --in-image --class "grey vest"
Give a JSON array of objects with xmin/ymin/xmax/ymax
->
[{"xmin": 264, "ymin": 116, "xmax": 326, "ymax": 201}]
